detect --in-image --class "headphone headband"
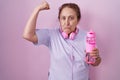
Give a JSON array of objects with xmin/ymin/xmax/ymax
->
[{"xmin": 60, "ymin": 28, "xmax": 79, "ymax": 40}]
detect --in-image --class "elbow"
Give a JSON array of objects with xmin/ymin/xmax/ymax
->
[
  {"xmin": 22, "ymin": 33, "xmax": 31, "ymax": 41},
  {"xmin": 22, "ymin": 33, "xmax": 37, "ymax": 43},
  {"xmin": 22, "ymin": 34, "xmax": 28, "ymax": 40}
]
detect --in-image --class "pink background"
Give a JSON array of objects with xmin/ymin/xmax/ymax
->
[{"xmin": 0, "ymin": 0, "xmax": 120, "ymax": 80}]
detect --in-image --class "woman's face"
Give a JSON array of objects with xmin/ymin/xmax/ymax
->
[{"xmin": 59, "ymin": 7, "xmax": 79, "ymax": 34}]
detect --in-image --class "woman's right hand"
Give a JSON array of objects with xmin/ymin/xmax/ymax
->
[{"xmin": 36, "ymin": 1, "xmax": 50, "ymax": 11}]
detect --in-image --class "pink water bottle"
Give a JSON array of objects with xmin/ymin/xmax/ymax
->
[{"xmin": 86, "ymin": 30, "xmax": 96, "ymax": 64}]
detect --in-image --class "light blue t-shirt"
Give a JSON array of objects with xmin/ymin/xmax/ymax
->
[{"xmin": 35, "ymin": 28, "xmax": 89, "ymax": 80}]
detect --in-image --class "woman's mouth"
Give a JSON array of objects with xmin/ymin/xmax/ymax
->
[{"xmin": 63, "ymin": 28, "xmax": 71, "ymax": 34}]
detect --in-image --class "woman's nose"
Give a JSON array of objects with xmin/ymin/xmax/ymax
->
[{"xmin": 65, "ymin": 19, "xmax": 70, "ymax": 26}]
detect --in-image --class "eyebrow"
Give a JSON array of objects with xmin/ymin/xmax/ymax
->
[{"xmin": 61, "ymin": 15, "xmax": 75, "ymax": 17}]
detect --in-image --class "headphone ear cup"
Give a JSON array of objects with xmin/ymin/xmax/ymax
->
[
  {"xmin": 69, "ymin": 32, "xmax": 76, "ymax": 40},
  {"xmin": 62, "ymin": 32, "xmax": 68, "ymax": 39}
]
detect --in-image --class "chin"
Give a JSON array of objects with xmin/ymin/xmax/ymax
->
[{"xmin": 63, "ymin": 29, "xmax": 71, "ymax": 34}]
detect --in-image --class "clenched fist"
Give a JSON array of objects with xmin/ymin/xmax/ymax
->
[{"xmin": 35, "ymin": 1, "xmax": 50, "ymax": 11}]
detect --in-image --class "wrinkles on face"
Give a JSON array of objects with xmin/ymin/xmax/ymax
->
[{"xmin": 59, "ymin": 7, "xmax": 79, "ymax": 34}]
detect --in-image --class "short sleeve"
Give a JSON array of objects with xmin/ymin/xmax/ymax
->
[{"xmin": 34, "ymin": 29, "xmax": 50, "ymax": 47}]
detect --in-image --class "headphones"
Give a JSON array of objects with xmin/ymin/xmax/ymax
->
[{"xmin": 60, "ymin": 28, "xmax": 79, "ymax": 40}]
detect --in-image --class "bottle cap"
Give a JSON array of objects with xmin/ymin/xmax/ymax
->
[{"xmin": 87, "ymin": 29, "xmax": 96, "ymax": 37}]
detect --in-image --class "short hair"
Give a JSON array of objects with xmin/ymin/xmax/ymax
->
[{"xmin": 58, "ymin": 3, "xmax": 81, "ymax": 21}]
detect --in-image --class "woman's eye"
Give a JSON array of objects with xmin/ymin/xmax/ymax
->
[
  {"xmin": 63, "ymin": 17, "xmax": 66, "ymax": 20},
  {"xmin": 69, "ymin": 16, "xmax": 74, "ymax": 20},
  {"xmin": 60, "ymin": 17, "xmax": 66, "ymax": 20}
]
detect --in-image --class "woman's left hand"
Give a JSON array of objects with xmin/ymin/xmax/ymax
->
[
  {"xmin": 89, "ymin": 48, "xmax": 101, "ymax": 66},
  {"xmin": 89, "ymin": 48, "xmax": 99, "ymax": 59}
]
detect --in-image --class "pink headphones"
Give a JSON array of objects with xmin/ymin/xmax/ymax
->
[{"xmin": 60, "ymin": 28, "xmax": 79, "ymax": 40}]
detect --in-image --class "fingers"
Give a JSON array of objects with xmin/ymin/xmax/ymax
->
[
  {"xmin": 41, "ymin": 0, "xmax": 50, "ymax": 10},
  {"xmin": 90, "ymin": 48, "xmax": 99, "ymax": 58},
  {"xmin": 35, "ymin": 0, "xmax": 50, "ymax": 11},
  {"xmin": 85, "ymin": 48, "xmax": 99, "ymax": 59}
]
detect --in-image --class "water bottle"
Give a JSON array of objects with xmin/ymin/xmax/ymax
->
[{"xmin": 86, "ymin": 30, "xmax": 96, "ymax": 64}]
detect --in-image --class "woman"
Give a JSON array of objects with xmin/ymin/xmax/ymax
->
[{"xmin": 23, "ymin": 1, "xmax": 101, "ymax": 80}]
